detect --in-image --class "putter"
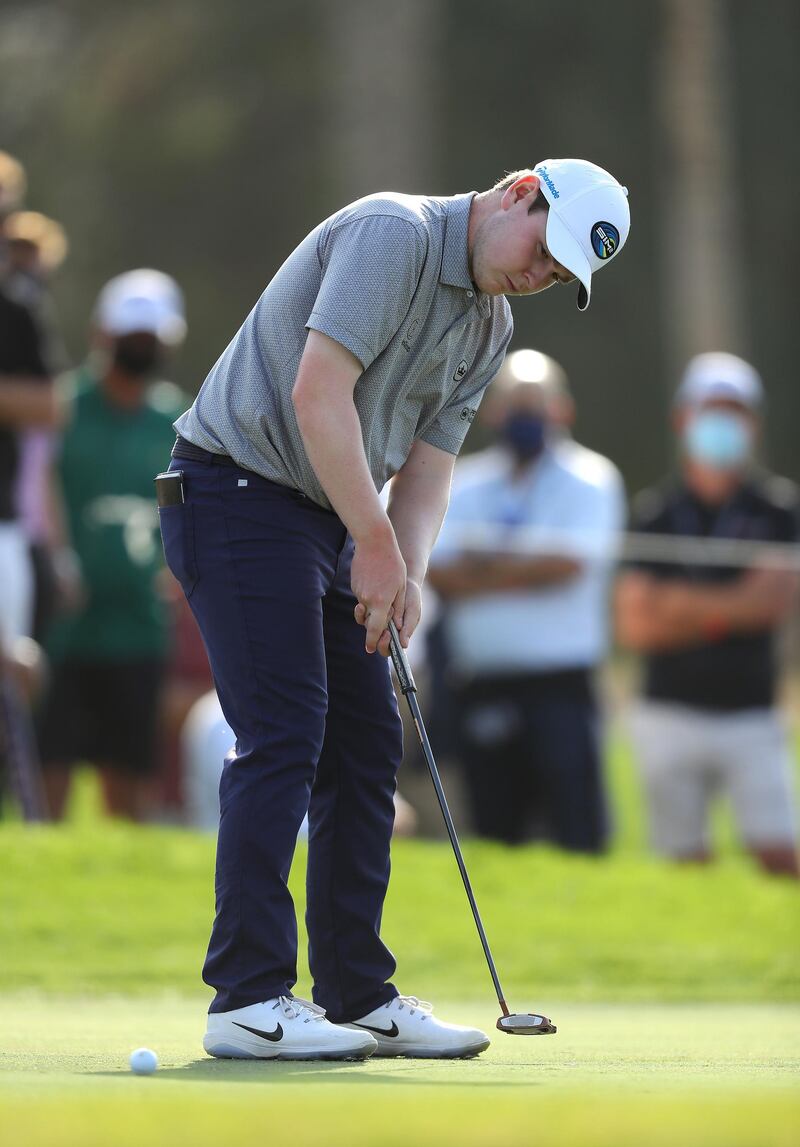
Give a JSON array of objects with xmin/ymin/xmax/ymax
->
[{"xmin": 388, "ymin": 620, "xmax": 556, "ymax": 1036}]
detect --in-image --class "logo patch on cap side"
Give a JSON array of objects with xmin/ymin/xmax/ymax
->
[
  {"xmin": 536, "ymin": 165, "xmax": 560, "ymax": 200},
  {"xmin": 591, "ymin": 221, "xmax": 619, "ymax": 260}
]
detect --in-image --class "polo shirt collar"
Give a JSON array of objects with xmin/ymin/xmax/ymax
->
[{"xmin": 440, "ymin": 193, "xmax": 478, "ymax": 290}]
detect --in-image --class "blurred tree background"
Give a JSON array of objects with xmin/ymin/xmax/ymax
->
[{"xmin": 0, "ymin": 0, "xmax": 797, "ymax": 492}]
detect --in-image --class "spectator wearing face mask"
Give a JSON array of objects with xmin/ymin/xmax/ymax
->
[
  {"xmin": 427, "ymin": 349, "xmax": 625, "ymax": 849},
  {"xmin": 38, "ymin": 270, "xmax": 189, "ymax": 820},
  {"xmin": 615, "ymin": 353, "xmax": 800, "ymax": 877}
]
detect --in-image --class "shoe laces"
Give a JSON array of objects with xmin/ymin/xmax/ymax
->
[
  {"xmin": 392, "ymin": 994, "xmax": 433, "ymax": 1020},
  {"xmin": 271, "ymin": 995, "xmax": 327, "ymax": 1024}
]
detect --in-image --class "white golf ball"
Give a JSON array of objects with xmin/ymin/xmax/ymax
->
[{"xmin": 129, "ymin": 1047, "xmax": 159, "ymax": 1075}]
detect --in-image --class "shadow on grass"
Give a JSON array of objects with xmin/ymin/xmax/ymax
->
[{"xmin": 89, "ymin": 1058, "xmax": 544, "ymax": 1087}]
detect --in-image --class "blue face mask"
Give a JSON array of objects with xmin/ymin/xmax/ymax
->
[
  {"xmin": 683, "ymin": 410, "xmax": 752, "ymax": 469},
  {"xmin": 501, "ymin": 412, "xmax": 547, "ymax": 461}
]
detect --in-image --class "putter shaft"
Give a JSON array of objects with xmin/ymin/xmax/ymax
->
[{"xmin": 388, "ymin": 621, "xmax": 509, "ymax": 1015}]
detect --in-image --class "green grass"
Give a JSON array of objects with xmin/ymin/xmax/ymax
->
[
  {"xmin": 2, "ymin": 824, "xmax": 799, "ymax": 1001},
  {"xmin": 1, "ymin": 998, "xmax": 798, "ymax": 1147},
  {"xmin": 3, "ymin": 730, "xmax": 799, "ymax": 1001},
  {"xmin": 2, "ymin": 731, "xmax": 799, "ymax": 1145}
]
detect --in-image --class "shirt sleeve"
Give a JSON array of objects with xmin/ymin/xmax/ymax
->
[
  {"xmin": 421, "ymin": 324, "xmax": 513, "ymax": 455},
  {"xmin": 306, "ymin": 213, "xmax": 427, "ymax": 371}
]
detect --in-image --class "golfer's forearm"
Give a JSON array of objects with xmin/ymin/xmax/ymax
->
[
  {"xmin": 388, "ymin": 477, "xmax": 451, "ymax": 583},
  {"xmin": 387, "ymin": 440, "xmax": 456, "ymax": 582},
  {"xmin": 294, "ymin": 389, "xmax": 392, "ymax": 545}
]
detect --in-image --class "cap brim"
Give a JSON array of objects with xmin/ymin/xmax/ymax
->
[{"xmin": 545, "ymin": 211, "xmax": 592, "ymax": 311}]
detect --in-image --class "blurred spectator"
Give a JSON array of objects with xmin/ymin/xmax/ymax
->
[
  {"xmin": 181, "ymin": 689, "xmax": 236, "ymax": 830},
  {"xmin": 4, "ymin": 209, "xmax": 70, "ymax": 370},
  {"xmin": 156, "ymin": 583, "xmax": 214, "ymax": 816},
  {"xmin": 38, "ymin": 269, "xmax": 188, "ymax": 821},
  {"xmin": 427, "ymin": 349, "xmax": 624, "ymax": 849},
  {"xmin": 5, "ymin": 209, "xmax": 72, "ymax": 642},
  {"xmin": 616, "ymin": 353, "xmax": 799, "ymax": 877},
  {"xmin": 0, "ymin": 154, "xmax": 58, "ymax": 650},
  {"xmin": 0, "ymin": 151, "xmax": 26, "ymax": 220},
  {"xmin": 181, "ymin": 686, "xmax": 418, "ymax": 836},
  {"xmin": 0, "ymin": 151, "xmax": 57, "ymax": 819}
]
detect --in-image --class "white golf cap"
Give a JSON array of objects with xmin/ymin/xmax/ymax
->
[
  {"xmin": 533, "ymin": 158, "xmax": 631, "ymax": 311},
  {"xmin": 676, "ymin": 352, "xmax": 763, "ymax": 409},
  {"xmin": 95, "ymin": 269, "xmax": 187, "ymax": 345}
]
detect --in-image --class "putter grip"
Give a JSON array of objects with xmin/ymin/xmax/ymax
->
[{"xmin": 388, "ymin": 620, "xmax": 416, "ymax": 694}]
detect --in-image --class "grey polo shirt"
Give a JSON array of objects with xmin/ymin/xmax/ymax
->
[{"xmin": 175, "ymin": 191, "xmax": 513, "ymax": 509}]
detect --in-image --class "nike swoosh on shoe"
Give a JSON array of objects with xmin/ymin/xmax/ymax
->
[
  {"xmin": 232, "ymin": 1021, "xmax": 284, "ymax": 1043},
  {"xmin": 351, "ymin": 1021, "xmax": 399, "ymax": 1038}
]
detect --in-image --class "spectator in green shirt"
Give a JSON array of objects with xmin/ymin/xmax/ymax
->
[{"xmin": 39, "ymin": 269, "xmax": 188, "ymax": 820}]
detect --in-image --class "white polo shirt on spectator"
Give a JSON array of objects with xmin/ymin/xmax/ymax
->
[{"xmin": 431, "ymin": 438, "xmax": 625, "ymax": 675}]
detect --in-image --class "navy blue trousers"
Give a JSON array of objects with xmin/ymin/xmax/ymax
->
[{"xmin": 159, "ymin": 457, "xmax": 402, "ymax": 1021}]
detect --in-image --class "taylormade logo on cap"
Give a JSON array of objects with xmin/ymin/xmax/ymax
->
[
  {"xmin": 533, "ymin": 158, "xmax": 630, "ymax": 311},
  {"xmin": 537, "ymin": 166, "xmax": 561, "ymax": 200}
]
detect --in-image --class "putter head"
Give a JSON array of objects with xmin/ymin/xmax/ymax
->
[{"xmin": 497, "ymin": 1013, "xmax": 557, "ymax": 1035}]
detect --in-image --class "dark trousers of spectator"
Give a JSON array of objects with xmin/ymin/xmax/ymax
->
[
  {"xmin": 159, "ymin": 456, "xmax": 402, "ymax": 1022},
  {"xmin": 453, "ymin": 669, "xmax": 608, "ymax": 851},
  {"xmin": 28, "ymin": 541, "xmax": 60, "ymax": 644}
]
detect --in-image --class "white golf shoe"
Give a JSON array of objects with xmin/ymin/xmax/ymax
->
[
  {"xmin": 346, "ymin": 995, "xmax": 490, "ymax": 1058},
  {"xmin": 203, "ymin": 995, "xmax": 377, "ymax": 1061}
]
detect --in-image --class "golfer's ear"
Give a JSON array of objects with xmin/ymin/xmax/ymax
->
[{"xmin": 501, "ymin": 174, "xmax": 540, "ymax": 209}]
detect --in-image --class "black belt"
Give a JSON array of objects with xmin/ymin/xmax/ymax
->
[
  {"xmin": 170, "ymin": 435, "xmax": 321, "ymax": 509},
  {"xmin": 171, "ymin": 435, "xmax": 240, "ymax": 467}
]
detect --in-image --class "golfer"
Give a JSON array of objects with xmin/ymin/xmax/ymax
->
[{"xmin": 157, "ymin": 159, "xmax": 630, "ymax": 1061}]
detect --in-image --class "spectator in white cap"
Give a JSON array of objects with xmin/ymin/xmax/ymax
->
[
  {"xmin": 93, "ymin": 268, "xmax": 187, "ymax": 370},
  {"xmin": 616, "ymin": 353, "xmax": 799, "ymax": 877},
  {"xmin": 38, "ymin": 269, "xmax": 189, "ymax": 821}
]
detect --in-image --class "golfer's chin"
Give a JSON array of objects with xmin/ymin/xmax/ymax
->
[
  {"xmin": 475, "ymin": 274, "xmax": 509, "ymax": 298},
  {"xmin": 471, "ymin": 268, "xmax": 525, "ymax": 298},
  {"xmin": 484, "ymin": 273, "xmax": 529, "ymax": 298}
]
